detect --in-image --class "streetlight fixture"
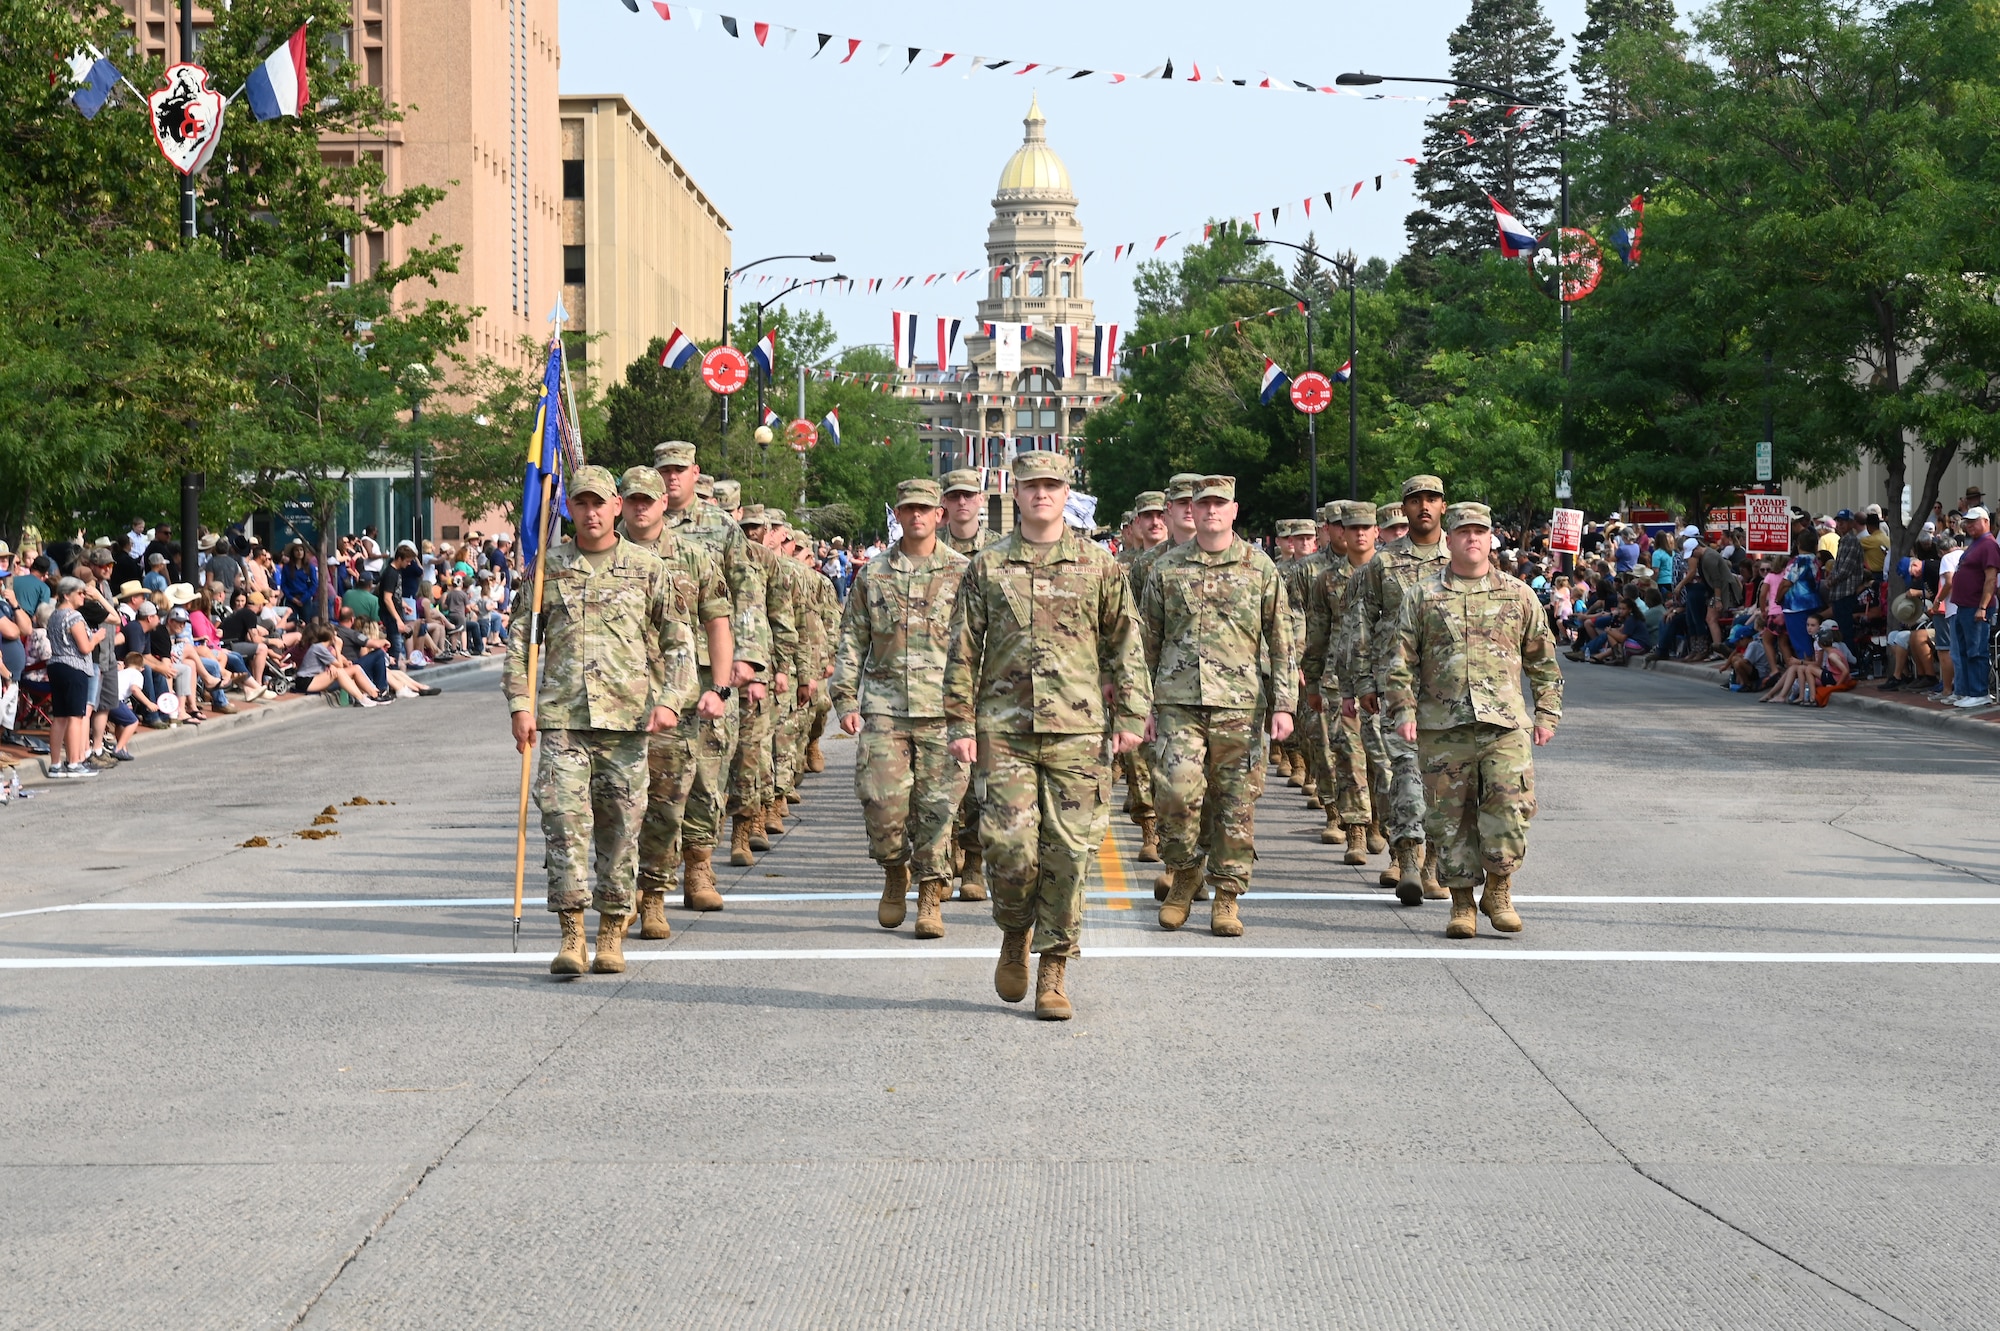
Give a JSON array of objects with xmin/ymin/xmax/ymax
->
[
  {"xmin": 720, "ymin": 253, "xmax": 837, "ymax": 472},
  {"xmin": 1337, "ymin": 70, "xmax": 1575, "ymax": 476},
  {"xmin": 753, "ymin": 275, "xmax": 846, "ymax": 485},
  {"xmin": 1220, "ymin": 275, "xmax": 1322, "ymax": 512},
  {"xmin": 1243, "ymin": 237, "xmax": 1362, "ymax": 505}
]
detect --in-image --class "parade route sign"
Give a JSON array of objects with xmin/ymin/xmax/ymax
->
[
  {"xmin": 700, "ymin": 346, "xmax": 749, "ymax": 395},
  {"xmin": 1746, "ymin": 494, "xmax": 1791, "ymax": 555},
  {"xmin": 1289, "ymin": 371, "xmax": 1332, "ymax": 415},
  {"xmin": 787, "ymin": 419, "xmax": 817, "ymax": 452},
  {"xmin": 1550, "ymin": 508, "xmax": 1583, "ymax": 555}
]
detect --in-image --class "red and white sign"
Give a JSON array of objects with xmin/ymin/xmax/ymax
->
[
  {"xmin": 700, "ymin": 345, "xmax": 749, "ymax": 395},
  {"xmin": 1705, "ymin": 505, "xmax": 1747, "ymax": 535},
  {"xmin": 1745, "ymin": 494, "xmax": 1792, "ymax": 556},
  {"xmin": 1550, "ymin": 508, "xmax": 1584, "ymax": 555},
  {"xmin": 787, "ymin": 418, "xmax": 818, "ymax": 453},
  {"xmin": 1289, "ymin": 371, "xmax": 1333, "ymax": 415},
  {"xmin": 148, "ymin": 64, "xmax": 226, "ymax": 176}
]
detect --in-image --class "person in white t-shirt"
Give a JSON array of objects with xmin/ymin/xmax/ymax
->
[{"xmin": 1933, "ymin": 536, "xmax": 1963, "ymax": 699}]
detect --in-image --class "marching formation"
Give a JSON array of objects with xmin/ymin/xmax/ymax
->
[{"xmin": 504, "ymin": 448, "xmax": 1563, "ymax": 1015}]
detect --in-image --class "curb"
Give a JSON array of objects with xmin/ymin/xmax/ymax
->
[
  {"xmin": 4, "ymin": 655, "xmax": 502, "ymax": 793},
  {"xmin": 1639, "ymin": 656, "xmax": 2000, "ymax": 740}
]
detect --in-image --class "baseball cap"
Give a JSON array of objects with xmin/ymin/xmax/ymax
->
[
  {"xmin": 1864, "ymin": 503, "xmax": 1883, "ymax": 519},
  {"xmin": 567, "ymin": 465, "xmax": 619, "ymax": 502},
  {"xmin": 1193, "ymin": 475, "xmax": 1235, "ymax": 502},
  {"xmin": 1444, "ymin": 501, "xmax": 1493, "ymax": 531},
  {"xmin": 1165, "ymin": 472, "xmax": 1202, "ymax": 502},
  {"xmin": 1133, "ymin": 490, "xmax": 1167, "ymax": 515},
  {"xmin": 1968, "ymin": 506, "xmax": 1992, "ymax": 522},
  {"xmin": 137, "ymin": 600, "xmax": 160, "ymax": 618},
  {"xmin": 1835, "ymin": 508, "xmax": 1855, "ymax": 521},
  {"xmin": 169, "ymin": 606, "xmax": 189, "ymax": 622},
  {"xmin": 654, "ymin": 440, "xmax": 698, "ymax": 468},
  {"xmin": 619, "ymin": 465, "xmax": 665, "ymax": 498},
  {"xmin": 1012, "ymin": 451, "xmax": 1074, "ymax": 484},
  {"xmin": 1402, "ymin": 474, "xmax": 1445, "ymax": 499},
  {"xmin": 941, "ymin": 469, "xmax": 984, "ymax": 496}
]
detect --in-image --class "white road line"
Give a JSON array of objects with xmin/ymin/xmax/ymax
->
[
  {"xmin": 4, "ymin": 892, "xmax": 1998, "ymax": 921},
  {"xmin": 2, "ymin": 947, "xmax": 1998, "ymax": 970}
]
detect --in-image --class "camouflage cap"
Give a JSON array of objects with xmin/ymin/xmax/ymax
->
[
  {"xmin": 941, "ymin": 468, "xmax": 984, "ymax": 496},
  {"xmin": 1341, "ymin": 500, "xmax": 1380, "ymax": 528},
  {"xmin": 895, "ymin": 478, "xmax": 944, "ymax": 508},
  {"xmin": 1276, "ymin": 518, "xmax": 1315, "ymax": 538},
  {"xmin": 1401, "ymin": 473, "xmax": 1446, "ymax": 499},
  {"xmin": 1316, "ymin": 502, "xmax": 1341, "ymax": 525},
  {"xmin": 1011, "ymin": 450, "xmax": 1074, "ymax": 484},
  {"xmin": 654, "ymin": 440, "xmax": 698, "ymax": 468},
  {"xmin": 695, "ymin": 474, "xmax": 716, "ymax": 500},
  {"xmin": 763, "ymin": 507, "xmax": 789, "ymax": 527},
  {"xmin": 568, "ymin": 465, "xmax": 619, "ymax": 502},
  {"xmin": 618, "ymin": 465, "xmax": 665, "ymax": 498},
  {"xmin": 1193, "ymin": 475, "xmax": 1236, "ymax": 502},
  {"xmin": 1444, "ymin": 501, "xmax": 1494, "ymax": 531},
  {"xmin": 1133, "ymin": 490, "xmax": 1167, "ymax": 515},
  {"xmin": 1119, "ymin": 511, "xmax": 1136, "ymax": 528},
  {"xmin": 1376, "ymin": 502, "xmax": 1407, "ymax": 528},
  {"xmin": 740, "ymin": 504, "xmax": 769, "ymax": 527},
  {"xmin": 1166, "ymin": 472, "xmax": 1203, "ymax": 502},
  {"xmin": 711, "ymin": 478, "xmax": 739, "ymax": 508}
]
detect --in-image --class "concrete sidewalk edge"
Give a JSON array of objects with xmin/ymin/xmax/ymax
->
[{"xmin": 1640, "ymin": 656, "xmax": 2000, "ymax": 740}]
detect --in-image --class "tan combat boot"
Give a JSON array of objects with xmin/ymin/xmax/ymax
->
[
  {"xmin": 550, "ymin": 909, "xmax": 588, "ymax": 975},
  {"xmin": 1446, "ymin": 887, "xmax": 1478, "ymax": 938},
  {"xmin": 682, "ymin": 845, "xmax": 725, "ymax": 911},
  {"xmin": 747, "ymin": 808, "xmax": 771, "ymax": 852},
  {"xmin": 1136, "ymin": 814, "xmax": 1161, "ymax": 863},
  {"xmin": 1153, "ymin": 869, "xmax": 1173, "ymax": 901},
  {"xmin": 1367, "ymin": 820, "xmax": 1388, "ymax": 855},
  {"xmin": 956, "ymin": 845, "xmax": 988, "ymax": 901},
  {"xmin": 806, "ymin": 739, "xmax": 825, "ymax": 773},
  {"xmin": 1305, "ymin": 782, "xmax": 1323, "ymax": 810},
  {"xmin": 1287, "ymin": 752, "xmax": 1305, "ymax": 787},
  {"xmin": 995, "ymin": 928, "xmax": 1032, "ymax": 1002},
  {"xmin": 1343, "ymin": 825, "xmax": 1369, "ymax": 865},
  {"xmin": 638, "ymin": 890, "xmax": 673, "ymax": 940},
  {"xmin": 1480, "ymin": 872, "xmax": 1523, "ymax": 932},
  {"xmin": 765, "ymin": 799, "xmax": 787, "ymax": 835},
  {"xmin": 1158, "ymin": 863, "xmax": 1205, "ymax": 931},
  {"xmin": 1210, "ymin": 887, "xmax": 1243, "ymax": 937},
  {"xmin": 1034, "ymin": 953, "xmax": 1072, "ymax": 1021},
  {"xmin": 1320, "ymin": 810, "xmax": 1343, "ymax": 845},
  {"xmin": 877, "ymin": 863, "xmax": 910, "ymax": 929},
  {"xmin": 730, "ymin": 815, "xmax": 757, "ymax": 867},
  {"xmin": 1421, "ymin": 843, "xmax": 1448, "ymax": 900},
  {"xmin": 591, "ymin": 912, "xmax": 627, "ymax": 973},
  {"xmin": 914, "ymin": 878, "xmax": 948, "ymax": 939},
  {"xmin": 1393, "ymin": 838, "xmax": 1424, "ymax": 907},
  {"xmin": 787, "ymin": 787, "xmax": 803, "ymax": 805}
]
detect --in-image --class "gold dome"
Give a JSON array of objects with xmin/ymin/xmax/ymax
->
[{"xmin": 997, "ymin": 93, "xmax": 1072, "ymax": 196}]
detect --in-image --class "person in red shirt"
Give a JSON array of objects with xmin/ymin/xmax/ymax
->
[{"xmin": 1946, "ymin": 506, "xmax": 1999, "ymax": 708}]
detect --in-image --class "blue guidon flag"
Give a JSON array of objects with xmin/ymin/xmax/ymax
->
[
  {"xmin": 1259, "ymin": 357, "xmax": 1291, "ymax": 405},
  {"xmin": 65, "ymin": 48, "xmax": 121, "ymax": 119},
  {"xmin": 820, "ymin": 406, "xmax": 841, "ymax": 445},
  {"xmin": 1487, "ymin": 194, "xmax": 1539, "ymax": 258},
  {"xmin": 657, "ymin": 326, "xmax": 699, "ymax": 369},
  {"xmin": 245, "ymin": 25, "xmax": 309, "ymax": 120}
]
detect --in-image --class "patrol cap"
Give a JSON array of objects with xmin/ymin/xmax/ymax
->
[
  {"xmin": 695, "ymin": 474, "xmax": 716, "ymax": 500},
  {"xmin": 763, "ymin": 507, "xmax": 789, "ymax": 527},
  {"xmin": 1012, "ymin": 451, "xmax": 1074, "ymax": 484},
  {"xmin": 740, "ymin": 504, "xmax": 769, "ymax": 527},
  {"xmin": 1120, "ymin": 511, "xmax": 1136, "ymax": 528},
  {"xmin": 1166, "ymin": 472, "xmax": 1202, "ymax": 502},
  {"xmin": 1376, "ymin": 503, "xmax": 1407, "ymax": 529},
  {"xmin": 569, "ymin": 465, "xmax": 619, "ymax": 502},
  {"xmin": 1402, "ymin": 474, "xmax": 1446, "ymax": 499},
  {"xmin": 1341, "ymin": 500, "xmax": 1380, "ymax": 528},
  {"xmin": 941, "ymin": 468, "xmax": 984, "ymax": 496},
  {"xmin": 654, "ymin": 440, "xmax": 698, "ymax": 468},
  {"xmin": 1193, "ymin": 475, "xmax": 1235, "ymax": 502},
  {"xmin": 1444, "ymin": 501, "xmax": 1493, "ymax": 531},
  {"xmin": 895, "ymin": 478, "xmax": 944, "ymax": 508},
  {"xmin": 711, "ymin": 478, "xmax": 740, "ymax": 508},
  {"xmin": 618, "ymin": 465, "xmax": 665, "ymax": 499},
  {"xmin": 1276, "ymin": 519, "xmax": 1314, "ymax": 538},
  {"xmin": 1133, "ymin": 490, "xmax": 1167, "ymax": 515}
]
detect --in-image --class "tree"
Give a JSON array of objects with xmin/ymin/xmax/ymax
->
[
  {"xmin": 1571, "ymin": 0, "xmax": 1679, "ymax": 131},
  {"xmin": 1405, "ymin": 0, "xmax": 1567, "ymax": 262}
]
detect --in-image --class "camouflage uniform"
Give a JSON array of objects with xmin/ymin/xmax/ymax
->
[
  {"xmin": 944, "ymin": 494, "xmax": 1152, "ymax": 959},
  {"xmin": 503, "ymin": 511, "xmax": 700, "ymax": 918},
  {"xmin": 799, "ymin": 552, "xmax": 840, "ymax": 775},
  {"xmin": 1383, "ymin": 508, "xmax": 1563, "ymax": 892},
  {"xmin": 1122, "ymin": 481, "xmax": 1195, "ymax": 830},
  {"xmin": 1282, "ymin": 533, "xmax": 1334, "ymax": 806},
  {"xmin": 659, "ymin": 459, "xmax": 770, "ymax": 853},
  {"xmin": 1138, "ymin": 500, "xmax": 1295, "ymax": 897},
  {"xmin": 1300, "ymin": 508, "xmax": 1375, "ymax": 832},
  {"xmin": 940, "ymin": 477, "xmax": 999, "ymax": 867},
  {"xmin": 761, "ymin": 512, "xmax": 822, "ymax": 807},
  {"xmin": 732, "ymin": 508, "xmax": 799, "ymax": 824},
  {"xmin": 833, "ymin": 523, "xmax": 971, "ymax": 882}
]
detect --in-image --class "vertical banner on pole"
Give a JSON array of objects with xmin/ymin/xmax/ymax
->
[
  {"xmin": 1745, "ymin": 494, "xmax": 1792, "ymax": 556},
  {"xmin": 993, "ymin": 322, "xmax": 1021, "ymax": 373}
]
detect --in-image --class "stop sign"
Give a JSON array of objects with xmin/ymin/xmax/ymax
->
[
  {"xmin": 700, "ymin": 346, "xmax": 750, "ymax": 395},
  {"xmin": 787, "ymin": 418, "xmax": 818, "ymax": 452},
  {"xmin": 1290, "ymin": 371, "xmax": 1333, "ymax": 415}
]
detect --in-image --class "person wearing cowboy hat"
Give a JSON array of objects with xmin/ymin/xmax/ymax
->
[{"xmin": 1877, "ymin": 585, "xmax": 1939, "ymax": 691}]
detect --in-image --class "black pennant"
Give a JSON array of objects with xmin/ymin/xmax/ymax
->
[
  {"xmin": 987, "ymin": 58, "xmax": 1012, "ymax": 70},
  {"xmin": 1162, "ymin": 58, "xmax": 1173, "ymax": 79},
  {"xmin": 1323, "ymin": 191, "xmax": 1334, "ymax": 208},
  {"xmin": 814, "ymin": 32, "xmax": 832, "ymax": 56},
  {"xmin": 1375, "ymin": 175, "xmax": 1382, "ymax": 190},
  {"xmin": 907, "ymin": 46, "xmax": 921, "ymax": 68},
  {"xmin": 1069, "ymin": 69, "xmax": 1092, "ymax": 79},
  {"xmin": 1272, "ymin": 206, "xmax": 1281, "ymax": 226},
  {"xmin": 1293, "ymin": 80, "xmax": 1315, "ymax": 92},
  {"xmin": 719, "ymin": 14, "xmax": 739, "ymax": 37}
]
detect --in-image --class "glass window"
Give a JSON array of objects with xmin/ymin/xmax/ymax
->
[
  {"xmin": 999, "ymin": 275, "xmax": 1012, "ymax": 298},
  {"xmin": 1060, "ymin": 272, "xmax": 1072, "ymax": 297},
  {"xmin": 1039, "ymin": 410, "xmax": 1057, "ymax": 428},
  {"xmin": 563, "ymin": 246, "xmax": 585, "ymax": 285},
  {"xmin": 563, "ymin": 160, "xmax": 584, "ymax": 199},
  {"xmin": 1029, "ymin": 272, "xmax": 1045, "ymax": 297}
]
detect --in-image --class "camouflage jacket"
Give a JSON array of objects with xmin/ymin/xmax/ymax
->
[
  {"xmin": 621, "ymin": 525, "xmax": 732, "ymax": 678},
  {"xmin": 944, "ymin": 528, "xmax": 1153, "ymax": 741},
  {"xmin": 502, "ymin": 538, "xmax": 699, "ymax": 730},
  {"xmin": 1124, "ymin": 537, "xmax": 1181, "ymax": 605},
  {"xmin": 740, "ymin": 539, "xmax": 799, "ymax": 680},
  {"xmin": 664, "ymin": 500, "xmax": 769, "ymax": 670},
  {"xmin": 943, "ymin": 526, "xmax": 996, "ymax": 557},
  {"xmin": 1383, "ymin": 568, "xmax": 1564, "ymax": 734},
  {"xmin": 832, "ymin": 542, "xmax": 969, "ymax": 719},
  {"xmin": 1300, "ymin": 555, "xmax": 1362, "ymax": 699},
  {"xmin": 1140, "ymin": 538, "xmax": 1296, "ymax": 714},
  {"xmin": 777, "ymin": 554, "xmax": 828, "ymax": 682},
  {"xmin": 802, "ymin": 560, "xmax": 842, "ymax": 680},
  {"xmin": 1348, "ymin": 536, "xmax": 1448, "ymax": 699}
]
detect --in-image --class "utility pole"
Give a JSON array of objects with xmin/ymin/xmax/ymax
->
[
  {"xmin": 178, "ymin": 0, "xmax": 203, "ymax": 580},
  {"xmin": 1342, "ymin": 253, "xmax": 1359, "ymax": 502}
]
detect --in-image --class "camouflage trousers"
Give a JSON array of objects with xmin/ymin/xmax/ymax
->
[
  {"xmin": 1153, "ymin": 704, "xmax": 1266, "ymax": 895},
  {"xmin": 1356, "ymin": 709, "xmax": 1393, "ymax": 826},
  {"xmin": 1122, "ymin": 742, "xmax": 1155, "ymax": 821},
  {"xmin": 1418, "ymin": 722, "xmax": 1536, "ymax": 887},
  {"xmin": 980, "ymin": 731, "xmax": 1108, "ymax": 959},
  {"xmin": 807, "ymin": 689, "xmax": 831, "ymax": 751},
  {"xmin": 1329, "ymin": 708, "xmax": 1372, "ymax": 826},
  {"xmin": 636, "ymin": 721, "xmax": 699, "ymax": 892},
  {"xmin": 728, "ymin": 685, "xmax": 775, "ymax": 814},
  {"xmin": 534, "ymin": 727, "xmax": 649, "ymax": 916},
  {"xmin": 1300, "ymin": 706, "xmax": 1328, "ymax": 794},
  {"xmin": 681, "ymin": 701, "xmax": 740, "ymax": 850},
  {"xmin": 772, "ymin": 688, "xmax": 802, "ymax": 798},
  {"xmin": 1375, "ymin": 705, "xmax": 1428, "ymax": 844},
  {"xmin": 855, "ymin": 714, "xmax": 970, "ymax": 882}
]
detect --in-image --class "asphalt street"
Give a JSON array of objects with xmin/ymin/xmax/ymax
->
[{"xmin": 2, "ymin": 659, "xmax": 1996, "ymax": 1330}]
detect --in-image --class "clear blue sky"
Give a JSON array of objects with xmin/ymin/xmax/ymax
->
[{"xmin": 557, "ymin": 0, "xmax": 1600, "ymax": 357}]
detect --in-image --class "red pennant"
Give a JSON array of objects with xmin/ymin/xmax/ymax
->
[
  {"xmin": 1351, "ymin": 181, "xmax": 1363, "ymax": 199},
  {"xmin": 753, "ymin": 21, "xmax": 769, "ymax": 44},
  {"xmin": 842, "ymin": 38, "xmax": 862, "ymax": 62}
]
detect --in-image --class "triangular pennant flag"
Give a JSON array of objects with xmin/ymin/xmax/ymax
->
[
  {"xmin": 841, "ymin": 37, "xmax": 861, "ymax": 61},
  {"xmin": 1324, "ymin": 191, "xmax": 1334, "ymax": 209},
  {"xmin": 814, "ymin": 32, "xmax": 832, "ymax": 55},
  {"xmin": 905, "ymin": 47, "xmax": 921, "ymax": 69},
  {"xmin": 1303, "ymin": 197, "xmax": 1312, "ymax": 218},
  {"xmin": 753, "ymin": 21, "xmax": 768, "ymax": 45},
  {"xmin": 719, "ymin": 15, "xmax": 738, "ymax": 37},
  {"xmin": 1162, "ymin": 59, "xmax": 1173, "ymax": 79},
  {"xmin": 930, "ymin": 52, "xmax": 954, "ymax": 67},
  {"xmin": 1272, "ymin": 206, "xmax": 1281, "ymax": 226},
  {"xmin": 1351, "ymin": 181, "xmax": 1364, "ymax": 199}
]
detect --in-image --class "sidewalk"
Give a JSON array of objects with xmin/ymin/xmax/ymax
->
[
  {"xmin": 1641, "ymin": 655, "xmax": 2000, "ymax": 738},
  {"xmin": 2, "ymin": 654, "xmax": 502, "ymax": 792}
]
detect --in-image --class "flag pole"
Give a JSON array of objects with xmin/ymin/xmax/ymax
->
[{"xmin": 511, "ymin": 467, "xmax": 559, "ymax": 952}]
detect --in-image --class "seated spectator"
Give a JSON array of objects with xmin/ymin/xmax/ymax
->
[
  {"xmin": 1810, "ymin": 622, "xmax": 1859, "ymax": 707},
  {"xmin": 1876, "ymin": 588, "xmax": 1939, "ymax": 692},
  {"xmin": 1720, "ymin": 619, "xmax": 1775, "ymax": 692},
  {"xmin": 294, "ymin": 623, "xmax": 384, "ymax": 706},
  {"xmin": 214, "ymin": 589, "xmax": 274, "ymax": 697},
  {"xmin": 104, "ymin": 652, "xmax": 160, "ymax": 752},
  {"xmin": 141, "ymin": 553, "xmax": 170, "ymax": 595},
  {"xmin": 1760, "ymin": 614, "xmax": 1828, "ymax": 703},
  {"xmin": 333, "ymin": 605, "xmax": 438, "ymax": 699}
]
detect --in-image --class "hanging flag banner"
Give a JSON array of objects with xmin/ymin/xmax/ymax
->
[
  {"xmin": 750, "ymin": 328, "xmax": 778, "ymax": 376},
  {"xmin": 658, "ymin": 326, "xmax": 700, "ymax": 369},
  {"xmin": 148, "ymin": 64, "xmax": 225, "ymax": 176},
  {"xmin": 1092, "ymin": 324, "xmax": 1120, "ymax": 377},
  {"xmin": 1052, "ymin": 324, "xmax": 1078, "ymax": 378},
  {"xmin": 1487, "ymin": 193, "xmax": 1540, "ymax": 258},
  {"xmin": 244, "ymin": 24, "xmax": 310, "ymax": 121},
  {"xmin": 937, "ymin": 316, "xmax": 961, "ymax": 370},
  {"xmin": 992, "ymin": 321, "xmax": 1021, "ymax": 373},
  {"xmin": 1064, "ymin": 490, "xmax": 1099, "ymax": 532},
  {"xmin": 820, "ymin": 406, "xmax": 842, "ymax": 444},
  {"xmin": 1259, "ymin": 358, "xmax": 1291, "ymax": 405},
  {"xmin": 1331, "ymin": 357, "xmax": 1353, "ymax": 383},
  {"xmin": 1610, "ymin": 195, "xmax": 1644, "ymax": 267},
  {"xmin": 65, "ymin": 47, "xmax": 122, "ymax": 120}
]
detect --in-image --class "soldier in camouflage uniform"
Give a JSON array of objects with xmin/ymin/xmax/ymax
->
[
  {"xmin": 1138, "ymin": 476, "xmax": 1296, "ymax": 936},
  {"xmin": 655, "ymin": 444, "xmax": 771, "ymax": 910},
  {"xmin": 1115, "ymin": 489, "xmax": 1170, "ymax": 864},
  {"xmin": 940, "ymin": 468, "xmax": 998, "ymax": 900},
  {"xmin": 755, "ymin": 508, "xmax": 821, "ymax": 836},
  {"xmin": 945, "ymin": 451, "xmax": 1151, "ymax": 1021},
  {"xmin": 1129, "ymin": 475, "xmax": 1202, "ymax": 898},
  {"xmin": 834, "ymin": 478, "xmax": 973, "ymax": 939},
  {"xmin": 1300, "ymin": 503, "xmax": 1374, "ymax": 856},
  {"xmin": 505, "ymin": 466, "xmax": 701, "ymax": 975},
  {"xmin": 731, "ymin": 504, "xmax": 800, "ymax": 865},
  {"xmin": 1384, "ymin": 502, "xmax": 1563, "ymax": 939},
  {"xmin": 1348, "ymin": 474, "xmax": 1450, "ymax": 905},
  {"xmin": 792, "ymin": 533, "xmax": 840, "ymax": 782},
  {"xmin": 1274, "ymin": 518, "xmax": 1317, "ymax": 807},
  {"xmin": 615, "ymin": 466, "xmax": 739, "ymax": 940}
]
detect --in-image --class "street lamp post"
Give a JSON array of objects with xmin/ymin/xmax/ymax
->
[
  {"xmin": 723, "ymin": 252, "xmax": 836, "ymax": 474},
  {"xmin": 753, "ymin": 274, "xmax": 846, "ymax": 489},
  {"xmin": 1221, "ymin": 275, "xmax": 1317, "ymax": 511},
  {"xmin": 1243, "ymin": 236, "xmax": 1365, "ymax": 503},
  {"xmin": 1337, "ymin": 71, "xmax": 1573, "ymax": 476}
]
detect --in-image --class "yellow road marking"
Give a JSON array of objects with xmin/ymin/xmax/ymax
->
[{"xmin": 1096, "ymin": 825, "xmax": 1132, "ymax": 909}]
